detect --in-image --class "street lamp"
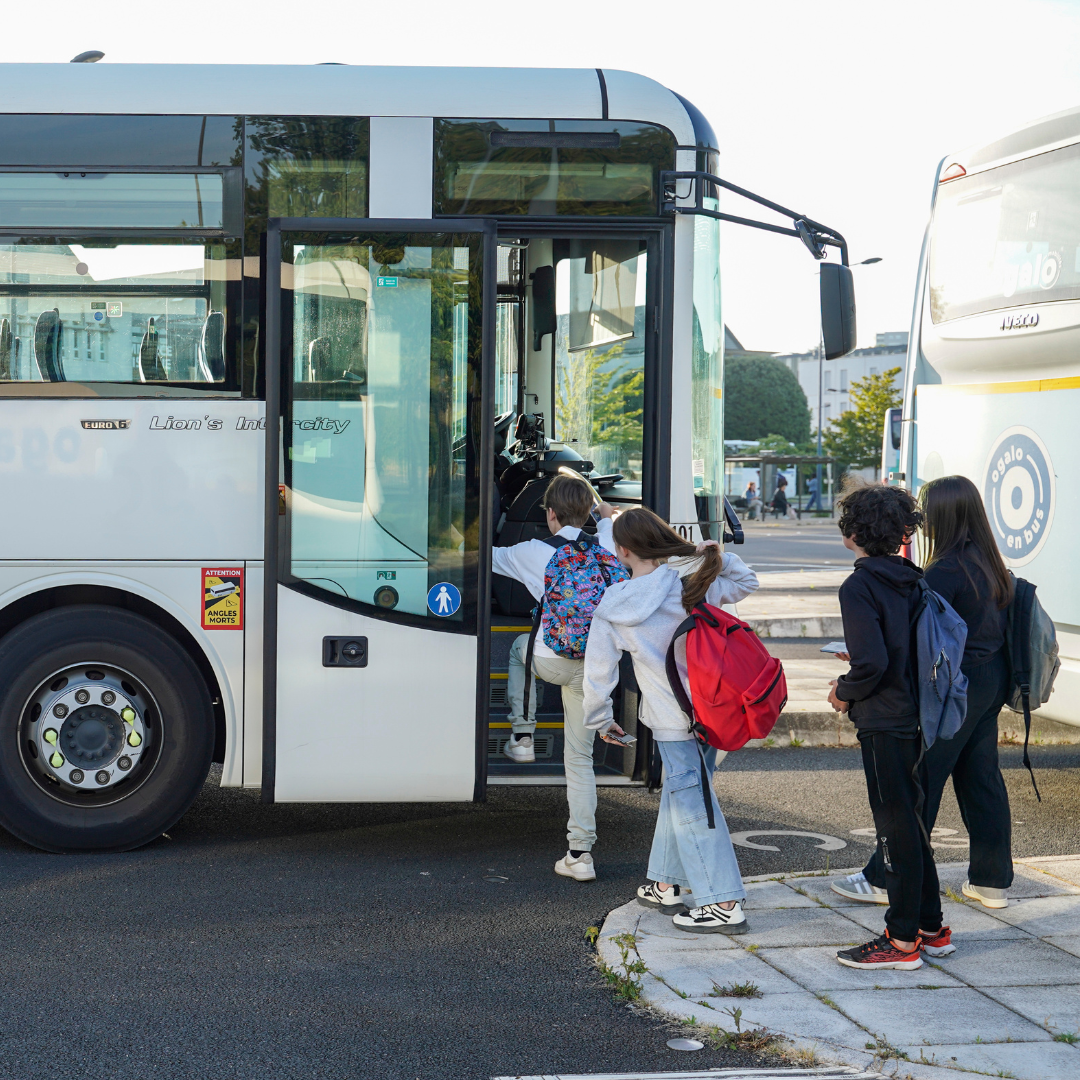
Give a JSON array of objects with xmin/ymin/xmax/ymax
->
[{"xmin": 814, "ymin": 257, "xmax": 882, "ymax": 513}]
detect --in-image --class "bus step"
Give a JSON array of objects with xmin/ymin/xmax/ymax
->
[{"xmin": 488, "ymin": 733, "xmax": 554, "ymax": 759}]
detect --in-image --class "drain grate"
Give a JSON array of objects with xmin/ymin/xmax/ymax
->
[
  {"xmin": 488, "ymin": 733, "xmax": 553, "ymax": 759},
  {"xmin": 490, "ymin": 684, "xmax": 508, "ymax": 706}
]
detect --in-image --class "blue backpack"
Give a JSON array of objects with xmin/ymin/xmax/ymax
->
[{"xmin": 913, "ymin": 579, "xmax": 969, "ymax": 749}]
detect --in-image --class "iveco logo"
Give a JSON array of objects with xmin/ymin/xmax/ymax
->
[{"xmin": 1001, "ymin": 312, "xmax": 1039, "ymax": 330}]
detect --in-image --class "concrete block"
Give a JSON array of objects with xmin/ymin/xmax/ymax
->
[
  {"xmin": 931, "ymin": 937, "xmax": 1080, "ymax": 987},
  {"xmin": 598, "ymin": 900, "xmax": 640, "ymax": 941},
  {"xmin": 740, "ymin": 879, "xmax": 819, "ymax": 909},
  {"xmin": 898, "ymin": 1041, "xmax": 1080, "ymax": 1080},
  {"xmin": 1042, "ymin": 935, "xmax": 1080, "ymax": 960},
  {"xmin": 723, "ymin": 989, "xmax": 870, "ymax": 1049},
  {"xmin": 982, "ymin": 983, "xmax": 1080, "ymax": 1035},
  {"xmin": 829, "ymin": 986, "xmax": 1050, "ymax": 1046},
  {"xmin": 633, "ymin": 906, "xmax": 738, "ymax": 946},
  {"xmin": 759, "ymin": 944, "xmax": 966, "ymax": 992},
  {"xmin": 737, "ymin": 907, "xmax": 867, "ymax": 948},
  {"xmin": 990, "ymin": 894, "xmax": 1080, "ymax": 936},
  {"xmin": 1016, "ymin": 855, "xmax": 1080, "ymax": 888},
  {"xmin": 638, "ymin": 948, "xmax": 802, "ymax": 999},
  {"xmin": 935, "ymin": 862, "xmax": 1080, "ymax": 900}
]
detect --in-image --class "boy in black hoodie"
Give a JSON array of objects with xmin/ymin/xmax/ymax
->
[{"xmin": 827, "ymin": 482, "xmax": 942, "ymax": 970}]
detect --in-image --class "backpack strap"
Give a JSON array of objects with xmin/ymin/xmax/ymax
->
[
  {"xmin": 664, "ymin": 604, "xmax": 719, "ymax": 830},
  {"xmin": 1013, "ymin": 579, "xmax": 1041, "ymax": 801}
]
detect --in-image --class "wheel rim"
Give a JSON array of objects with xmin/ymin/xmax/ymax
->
[{"xmin": 20, "ymin": 663, "xmax": 161, "ymax": 807}]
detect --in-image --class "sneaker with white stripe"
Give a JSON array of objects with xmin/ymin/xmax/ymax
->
[
  {"xmin": 636, "ymin": 882, "xmax": 690, "ymax": 912},
  {"xmin": 672, "ymin": 902, "xmax": 747, "ymax": 935},
  {"xmin": 831, "ymin": 871, "xmax": 889, "ymax": 904}
]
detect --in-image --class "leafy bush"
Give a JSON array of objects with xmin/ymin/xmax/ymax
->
[{"xmin": 725, "ymin": 357, "xmax": 810, "ymax": 444}]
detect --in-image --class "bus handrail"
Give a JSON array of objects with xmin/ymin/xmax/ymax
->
[{"xmin": 660, "ymin": 170, "xmax": 849, "ymax": 265}]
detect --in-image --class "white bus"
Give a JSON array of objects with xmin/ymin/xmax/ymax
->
[
  {"xmin": 0, "ymin": 62, "xmax": 854, "ymax": 852},
  {"xmin": 901, "ymin": 105, "xmax": 1080, "ymax": 728}
]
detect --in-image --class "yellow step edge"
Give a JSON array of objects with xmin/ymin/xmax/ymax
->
[
  {"xmin": 489, "ymin": 722, "xmax": 564, "ymax": 729},
  {"xmin": 492, "ymin": 626, "xmax": 533, "ymax": 632},
  {"xmin": 489, "ymin": 673, "xmax": 508, "ymax": 680}
]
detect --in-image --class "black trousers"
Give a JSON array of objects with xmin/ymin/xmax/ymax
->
[
  {"xmin": 864, "ymin": 649, "xmax": 1013, "ymax": 891},
  {"xmin": 860, "ymin": 732, "xmax": 942, "ymax": 942}
]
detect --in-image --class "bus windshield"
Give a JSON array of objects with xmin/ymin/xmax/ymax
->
[{"xmin": 929, "ymin": 141, "xmax": 1080, "ymax": 322}]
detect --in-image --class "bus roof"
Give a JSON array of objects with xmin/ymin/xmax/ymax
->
[
  {"xmin": 946, "ymin": 103, "xmax": 1080, "ymax": 176},
  {"xmin": 0, "ymin": 63, "xmax": 700, "ymax": 146}
]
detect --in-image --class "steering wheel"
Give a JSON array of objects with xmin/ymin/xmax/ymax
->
[{"xmin": 493, "ymin": 411, "xmax": 517, "ymax": 457}]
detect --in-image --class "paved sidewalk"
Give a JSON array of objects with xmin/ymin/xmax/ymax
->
[
  {"xmin": 598, "ymin": 857, "xmax": 1080, "ymax": 1080},
  {"xmin": 738, "ymin": 570, "xmax": 845, "ymax": 639}
]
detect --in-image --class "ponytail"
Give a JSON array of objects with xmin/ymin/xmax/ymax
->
[{"xmin": 611, "ymin": 507, "xmax": 723, "ymax": 613}]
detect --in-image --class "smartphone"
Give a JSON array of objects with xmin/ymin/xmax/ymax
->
[
  {"xmin": 820, "ymin": 641, "xmax": 849, "ymax": 654},
  {"xmin": 605, "ymin": 731, "xmax": 638, "ymax": 746}
]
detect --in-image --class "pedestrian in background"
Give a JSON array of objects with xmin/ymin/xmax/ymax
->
[
  {"xmin": 771, "ymin": 476, "xmax": 797, "ymax": 519},
  {"xmin": 833, "ymin": 475, "xmax": 1015, "ymax": 916},
  {"xmin": 744, "ymin": 481, "xmax": 762, "ymax": 520},
  {"xmin": 806, "ymin": 473, "xmax": 821, "ymax": 512}
]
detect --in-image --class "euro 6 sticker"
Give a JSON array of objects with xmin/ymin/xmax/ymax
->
[
  {"xmin": 983, "ymin": 427, "xmax": 1055, "ymax": 566},
  {"xmin": 202, "ymin": 568, "xmax": 243, "ymax": 629}
]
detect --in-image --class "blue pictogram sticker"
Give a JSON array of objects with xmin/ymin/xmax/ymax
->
[
  {"xmin": 983, "ymin": 426, "xmax": 1055, "ymax": 566},
  {"xmin": 427, "ymin": 582, "xmax": 461, "ymax": 617}
]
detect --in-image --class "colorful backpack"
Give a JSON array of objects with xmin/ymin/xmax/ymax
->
[{"xmin": 522, "ymin": 534, "xmax": 628, "ymax": 708}]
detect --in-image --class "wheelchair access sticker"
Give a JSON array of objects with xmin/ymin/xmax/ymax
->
[
  {"xmin": 983, "ymin": 426, "xmax": 1056, "ymax": 567},
  {"xmin": 202, "ymin": 568, "xmax": 244, "ymax": 629},
  {"xmin": 427, "ymin": 582, "xmax": 461, "ymax": 617}
]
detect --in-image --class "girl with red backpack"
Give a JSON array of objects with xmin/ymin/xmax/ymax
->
[{"xmin": 582, "ymin": 507, "xmax": 759, "ymax": 934}]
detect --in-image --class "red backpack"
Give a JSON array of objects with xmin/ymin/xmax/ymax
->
[{"xmin": 665, "ymin": 602, "xmax": 787, "ymax": 752}]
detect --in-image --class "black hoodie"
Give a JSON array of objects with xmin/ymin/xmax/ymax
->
[{"xmin": 835, "ymin": 555, "xmax": 924, "ymax": 736}]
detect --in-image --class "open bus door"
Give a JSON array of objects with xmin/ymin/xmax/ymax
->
[{"xmin": 262, "ymin": 219, "xmax": 496, "ymax": 803}]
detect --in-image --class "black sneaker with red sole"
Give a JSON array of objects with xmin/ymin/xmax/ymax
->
[{"xmin": 836, "ymin": 931, "xmax": 924, "ymax": 970}]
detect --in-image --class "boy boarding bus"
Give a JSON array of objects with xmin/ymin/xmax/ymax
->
[{"xmin": 0, "ymin": 62, "xmax": 855, "ymax": 852}]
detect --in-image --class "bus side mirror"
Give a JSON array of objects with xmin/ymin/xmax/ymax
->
[
  {"xmin": 820, "ymin": 263, "xmax": 856, "ymax": 360},
  {"xmin": 530, "ymin": 265, "xmax": 556, "ymax": 351}
]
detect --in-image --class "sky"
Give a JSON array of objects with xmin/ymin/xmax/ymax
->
[{"xmin": 6, "ymin": 0, "xmax": 1080, "ymax": 352}]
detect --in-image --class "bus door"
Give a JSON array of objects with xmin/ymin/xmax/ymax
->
[{"xmin": 263, "ymin": 219, "xmax": 496, "ymax": 803}]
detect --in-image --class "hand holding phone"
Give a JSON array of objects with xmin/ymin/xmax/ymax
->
[
  {"xmin": 600, "ymin": 722, "xmax": 636, "ymax": 746},
  {"xmin": 821, "ymin": 641, "xmax": 851, "ymax": 662}
]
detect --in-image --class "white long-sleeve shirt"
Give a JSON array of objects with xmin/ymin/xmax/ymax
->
[
  {"xmin": 491, "ymin": 518, "xmax": 617, "ymax": 660},
  {"xmin": 583, "ymin": 554, "xmax": 760, "ymax": 739}
]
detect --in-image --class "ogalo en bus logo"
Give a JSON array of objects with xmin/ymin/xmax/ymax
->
[{"xmin": 983, "ymin": 426, "xmax": 1055, "ymax": 566}]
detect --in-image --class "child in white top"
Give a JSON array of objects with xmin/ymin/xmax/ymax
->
[{"xmin": 583, "ymin": 507, "xmax": 759, "ymax": 933}]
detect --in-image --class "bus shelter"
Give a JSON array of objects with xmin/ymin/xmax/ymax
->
[{"xmin": 725, "ymin": 454, "xmax": 837, "ymax": 518}]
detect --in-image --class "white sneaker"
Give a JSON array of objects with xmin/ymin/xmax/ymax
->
[
  {"xmin": 673, "ymin": 901, "xmax": 747, "ymax": 935},
  {"xmin": 554, "ymin": 851, "xmax": 596, "ymax": 881},
  {"xmin": 962, "ymin": 881, "xmax": 1008, "ymax": 909},
  {"xmin": 637, "ymin": 882, "xmax": 691, "ymax": 912},
  {"xmin": 503, "ymin": 735, "xmax": 535, "ymax": 763},
  {"xmin": 831, "ymin": 871, "xmax": 889, "ymax": 904}
]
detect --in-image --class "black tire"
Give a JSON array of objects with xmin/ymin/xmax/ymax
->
[{"xmin": 0, "ymin": 605, "xmax": 214, "ymax": 853}]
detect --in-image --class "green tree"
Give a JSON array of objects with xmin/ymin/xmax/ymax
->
[
  {"xmin": 724, "ymin": 357, "xmax": 810, "ymax": 444},
  {"xmin": 822, "ymin": 367, "xmax": 902, "ymax": 475}
]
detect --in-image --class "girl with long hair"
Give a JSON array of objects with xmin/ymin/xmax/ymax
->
[
  {"xmin": 582, "ymin": 507, "xmax": 759, "ymax": 934},
  {"xmin": 833, "ymin": 475, "xmax": 1016, "ymax": 922}
]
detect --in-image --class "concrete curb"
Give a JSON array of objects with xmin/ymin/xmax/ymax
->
[
  {"xmin": 746, "ymin": 615, "xmax": 846, "ymax": 638},
  {"xmin": 597, "ymin": 859, "xmax": 1080, "ymax": 1080}
]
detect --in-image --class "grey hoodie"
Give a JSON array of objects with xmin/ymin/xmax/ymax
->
[{"xmin": 582, "ymin": 553, "xmax": 759, "ymax": 740}]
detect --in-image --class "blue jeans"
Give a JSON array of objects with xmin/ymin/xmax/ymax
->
[{"xmin": 647, "ymin": 740, "xmax": 746, "ymax": 907}]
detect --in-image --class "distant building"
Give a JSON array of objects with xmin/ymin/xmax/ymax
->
[
  {"xmin": 769, "ymin": 334, "xmax": 908, "ymax": 435},
  {"xmin": 723, "ymin": 326, "xmax": 776, "ymax": 365}
]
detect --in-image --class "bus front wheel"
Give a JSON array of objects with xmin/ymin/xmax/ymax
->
[{"xmin": 0, "ymin": 605, "xmax": 215, "ymax": 853}]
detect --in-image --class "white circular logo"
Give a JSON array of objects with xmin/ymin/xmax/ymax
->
[{"xmin": 983, "ymin": 426, "xmax": 1055, "ymax": 566}]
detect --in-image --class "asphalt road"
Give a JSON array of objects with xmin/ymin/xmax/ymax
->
[
  {"xmin": 737, "ymin": 519, "xmax": 854, "ymax": 573},
  {"xmin": 1, "ymin": 745, "xmax": 1076, "ymax": 1080}
]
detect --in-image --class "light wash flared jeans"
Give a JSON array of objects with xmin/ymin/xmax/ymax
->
[{"xmin": 647, "ymin": 740, "xmax": 746, "ymax": 908}]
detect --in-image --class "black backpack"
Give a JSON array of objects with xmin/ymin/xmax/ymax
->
[{"xmin": 1005, "ymin": 575, "xmax": 1060, "ymax": 799}]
